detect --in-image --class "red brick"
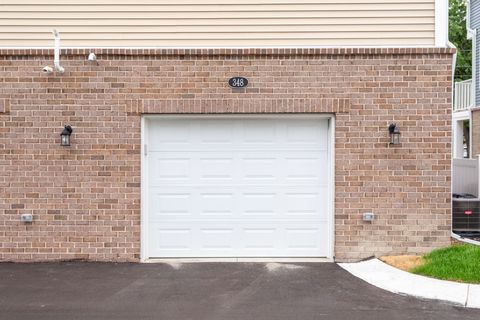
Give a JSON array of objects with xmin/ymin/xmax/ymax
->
[{"xmin": 0, "ymin": 48, "xmax": 453, "ymax": 262}]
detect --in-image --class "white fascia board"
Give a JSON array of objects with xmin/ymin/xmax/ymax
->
[
  {"xmin": 436, "ymin": 0, "xmax": 449, "ymax": 47},
  {"xmin": 467, "ymin": 0, "xmax": 475, "ymax": 39},
  {"xmin": 0, "ymin": 45, "xmax": 448, "ymax": 50},
  {"xmin": 452, "ymin": 109, "xmax": 471, "ymax": 121}
]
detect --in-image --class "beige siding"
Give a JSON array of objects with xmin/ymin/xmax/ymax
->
[{"xmin": 0, "ymin": 0, "xmax": 435, "ymax": 47}]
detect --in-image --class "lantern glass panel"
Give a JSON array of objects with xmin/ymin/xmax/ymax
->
[
  {"xmin": 390, "ymin": 132, "xmax": 401, "ymax": 145},
  {"xmin": 61, "ymin": 134, "xmax": 70, "ymax": 146}
]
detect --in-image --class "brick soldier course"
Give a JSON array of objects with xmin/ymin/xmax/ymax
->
[{"xmin": 0, "ymin": 48, "xmax": 454, "ymax": 262}]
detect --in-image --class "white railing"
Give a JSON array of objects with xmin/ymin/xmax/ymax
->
[
  {"xmin": 454, "ymin": 79, "xmax": 474, "ymax": 112},
  {"xmin": 453, "ymin": 158, "xmax": 479, "ymax": 197}
]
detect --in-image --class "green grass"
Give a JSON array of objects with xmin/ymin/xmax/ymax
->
[{"xmin": 411, "ymin": 244, "xmax": 480, "ymax": 283}]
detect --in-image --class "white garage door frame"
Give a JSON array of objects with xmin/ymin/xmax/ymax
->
[{"xmin": 140, "ymin": 114, "xmax": 335, "ymax": 262}]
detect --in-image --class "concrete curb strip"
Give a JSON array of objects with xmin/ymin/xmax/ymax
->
[
  {"xmin": 468, "ymin": 285, "xmax": 480, "ymax": 308},
  {"xmin": 339, "ymin": 259, "xmax": 480, "ymax": 309}
]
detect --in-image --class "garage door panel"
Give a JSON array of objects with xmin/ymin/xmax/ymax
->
[
  {"xmin": 149, "ymin": 187, "xmax": 327, "ymax": 221},
  {"xmin": 284, "ymin": 153, "xmax": 328, "ymax": 183},
  {"xmin": 145, "ymin": 117, "xmax": 331, "ymax": 258},
  {"xmin": 242, "ymin": 120, "xmax": 277, "ymax": 143},
  {"xmin": 242, "ymin": 228, "xmax": 276, "ymax": 249},
  {"xmin": 150, "ymin": 157, "xmax": 191, "ymax": 181},
  {"xmin": 152, "ymin": 228, "xmax": 192, "ymax": 251},
  {"xmin": 286, "ymin": 120, "xmax": 328, "ymax": 146},
  {"xmin": 241, "ymin": 192, "xmax": 277, "ymax": 215},
  {"xmin": 151, "ymin": 144, "xmax": 325, "ymax": 152},
  {"xmin": 284, "ymin": 190, "xmax": 328, "ymax": 216},
  {"xmin": 149, "ymin": 224, "xmax": 237, "ymax": 257},
  {"xmin": 149, "ymin": 118, "xmax": 327, "ymax": 152},
  {"xmin": 196, "ymin": 120, "xmax": 234, "ymax": 144},
  {"xmin": 198, "ymin": 192, "xmax": 235, "ymax": 216},
  {"xmin": 241, "ymin": 156, "xmax": 277, "ymax": 181},
  {"xmin": 151, "ymin": 192, "xmax": 191, "ymax": 217},
  {"xmin": 284, "ymin": 226, "xmax": 328, "ymax": 255},
  {"xmin": 199, "ymin": 157, "xmax": 235, "ymax": 180},
  {"xmin": 149, "ymin": 152, "xmax": 326, "ymax": 185},
  {"xmin": 149, "ymin": 188, "xmax": 235, "ymax": 220},
  {"xmin": 199, "ymin": 229, "xmax": 236, "ymax": 250},
  {"xmin": 149, "ymin": 122, "xmax": 191, "ymax": 147},
  {"xmin": 148, "ymin": 221, "xmax": 328, "ymax": 258}
]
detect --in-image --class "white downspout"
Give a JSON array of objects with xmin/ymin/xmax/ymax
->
[
  {"xmin": 466, "ymin": 0, "xmax": 475, "ymax": 158},
  {"xmin": 449, "ymin": 1, "xmax": 459, "ymax": 241},
  {"xmin": 448, "ymin": 0, "xmax": 458, "ymax": 157},
  {"xmin": 53, "ymin": 29, "xmax": 64, "ymax": 74}
]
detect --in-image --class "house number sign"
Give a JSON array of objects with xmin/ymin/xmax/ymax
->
[{"xmin": 228, "ymin": 77, "xmax": 248, "ymax": 88}]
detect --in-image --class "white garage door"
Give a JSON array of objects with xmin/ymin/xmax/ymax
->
[{"xmin": 143, "ymin": 116, "xmax": 332, "ymax": 258}]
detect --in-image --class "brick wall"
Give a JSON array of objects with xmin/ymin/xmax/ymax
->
[{"xmin": 0, "ymin": 48, "xmax": 454, "ymax": 262}]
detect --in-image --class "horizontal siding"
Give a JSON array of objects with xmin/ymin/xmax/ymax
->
[
  {"xmin": 471, "ymin": 0, "xmax": 480, "ymax": 29},
  {"xmin": 471, "ymin": 0, "xmax": 480, "ymax": 106},
  {"xmin": 0, "ymin": 0, "xmax": 436, "ymax": 47}
]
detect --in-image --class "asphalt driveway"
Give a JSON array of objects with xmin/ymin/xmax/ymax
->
[{"xmin": 1, "ymin": 262, "xmax": 479, "ymax": 320}]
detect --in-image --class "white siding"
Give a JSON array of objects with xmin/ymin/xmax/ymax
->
[{"xmin": 0, "ymin": 0, "xmax": 436, "ymax": 47}]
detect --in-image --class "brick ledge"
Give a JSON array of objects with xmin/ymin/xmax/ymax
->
[{"xmin": 0, "ymin": 47, "xmax": 456, "ymax": 57}]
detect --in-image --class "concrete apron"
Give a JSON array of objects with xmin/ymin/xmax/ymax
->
[{"xmin": 339, "ymin": 259, "xmax": 480, "ymax": 309}]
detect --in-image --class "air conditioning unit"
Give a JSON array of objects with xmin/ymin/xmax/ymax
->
[{"xmin": 452, "ymin": 193, "xmax": 480, "ymax": 234}]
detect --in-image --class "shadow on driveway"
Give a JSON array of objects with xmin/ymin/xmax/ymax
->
[{"xmin": 0, "ymin": 262, "xmax": 479, "ymax": 320}]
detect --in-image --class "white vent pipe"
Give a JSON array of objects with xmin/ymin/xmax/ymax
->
[{"xmin": 53, "ymin": 29, "xmax": 64, "ymax": 74}]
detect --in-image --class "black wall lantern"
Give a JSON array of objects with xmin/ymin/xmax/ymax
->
[
  {"xmin": 388, "ymin": 122, "xmax": 401, "ymax": 145},
  {"xmin": 60, "ymin": 125, "xmax": 73, "ymax": 146}
]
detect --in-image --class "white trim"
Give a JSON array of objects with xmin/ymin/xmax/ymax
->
[
  {"xmin": 453, "ymin": 109, "xmax": 471, "ymax": 121},
  {"xmin": 453, "ymin": 117, "xmax": 467, "ymax": 158},
  {"xmin": 143, "ymin": 257, "xmax": 333, "ymax": 263},
  {"xmin": 140, "ymin": 116, "xmax": 148, "ymax": 262},
  {"xmin": 140, "ymin": 114, "xmax": 336, "ymax": 262},
  {"xmin": 452, "ymin": 109, "xmax": 472, "ymax": 158},
  {"xmin": 435, "ymin": 0, "xmax": 449, "ymax": 47},
  {"xmin": 0, "ymin": 45, "xmax": 444, "ymax": 50},
  {"xmin": 327, "ymin": 116, "xmax": 335, "ymax": 260},
  {"xmin": 143, "ymin": 114, "xmax": 334, "ymax": 120},
  {"xmin": 467, "ymin": 0, "xmax": 474, "ymax": 39}
]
